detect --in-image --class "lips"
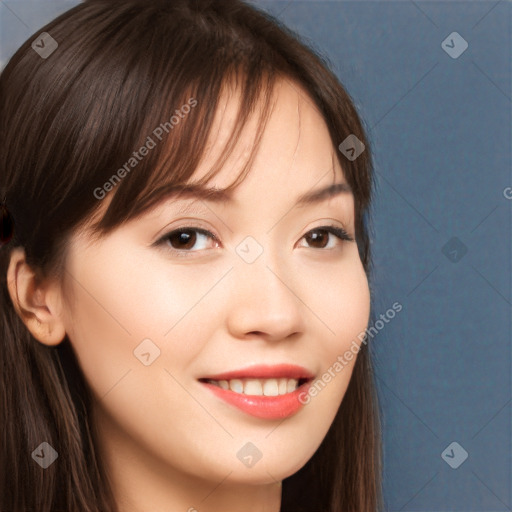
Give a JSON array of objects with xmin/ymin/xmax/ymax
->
[{"xmin": 198, "ymin": 364, "xmax": 314, "ymax": 420}]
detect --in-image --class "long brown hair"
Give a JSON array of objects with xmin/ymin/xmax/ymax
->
[{"xmin": 0, "ymin": 0, "xmax": 382, "ymax": 510}]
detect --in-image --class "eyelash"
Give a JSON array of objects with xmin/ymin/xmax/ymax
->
[{"xmin": 155, "ymin": 224, "xmax": 354, "ymax": 257}]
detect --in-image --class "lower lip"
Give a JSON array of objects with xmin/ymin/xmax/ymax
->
[{"xmin": 200, "ymin": 380, "xmax": 312, "ymax": 420}]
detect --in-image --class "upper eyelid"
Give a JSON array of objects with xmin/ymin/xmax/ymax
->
[
  {"xmin": 153, "ymin": 219, "xmax": 218, "ymax": 241},
  {"xmin": 153, "ymin": 225, "xmax": 219, "ymax": 246},
  {"xmin": 156, "ymin": 215, "xmax": 353, "ymax": 236}
]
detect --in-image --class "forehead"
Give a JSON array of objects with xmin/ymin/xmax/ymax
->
[{"xmin": 184, "ymin": 75, "xmax": 347, "ymax": 198}]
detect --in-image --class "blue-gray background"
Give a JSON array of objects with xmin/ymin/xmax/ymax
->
[{"xmin": 1, "ymin": 1, "xmax": 510, "ymax": 510}]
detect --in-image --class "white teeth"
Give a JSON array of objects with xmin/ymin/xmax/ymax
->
[
  {"xmin": 263, "ymin": 379, "xmax": 279, "ymax": 396},
  {"xmin": 229, "ymin": 379, "xmax": 243, "ymax": 393},
  {"xmin": 207, "ymin": 377, "xmax": 303, "ymax": 396},
  {"xmin": 244, "ymin": 379, "xmax": 263, "ymax": 395},
  {"xmin": 287, "ymin": 379, "xmax": 298, "ymax": 393}
]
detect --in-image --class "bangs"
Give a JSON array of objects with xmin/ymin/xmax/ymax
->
[
  {"xmin": 1, "ymin": 0, "xmax": 371, "ymax": 272},
  {"xmin": 90, "ymin": 67, "xmax": 278, "ymax": 237}
]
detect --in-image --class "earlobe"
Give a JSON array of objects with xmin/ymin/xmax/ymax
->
[{"xmin": 6, "ymin": 248, "xmax": 67, "ymax": 346}]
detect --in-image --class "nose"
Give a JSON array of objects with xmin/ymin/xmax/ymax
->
[{"xmin": 225, "ymin": 256, "xmax": 306, "ymax": 342}]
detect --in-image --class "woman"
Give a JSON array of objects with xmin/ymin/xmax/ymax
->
[{"xmin": 0, "ymin": 0, "xmax": 382, "ymax": 510}]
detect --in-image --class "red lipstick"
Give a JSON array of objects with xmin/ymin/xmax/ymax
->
[{"xmin": 199, "ymin": 364, "xmax": 314, "ymax": 420}]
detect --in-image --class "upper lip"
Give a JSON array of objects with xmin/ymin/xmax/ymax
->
[{"xmin": 199, "ymin": 364, "xmax": 315, "ymax": 381}]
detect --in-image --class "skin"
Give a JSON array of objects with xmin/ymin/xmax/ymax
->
[{"xmin": 7, "ymin": 77, "xmax": 370, "ymax": 512}]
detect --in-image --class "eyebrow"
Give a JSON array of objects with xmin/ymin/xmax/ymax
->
[
  {"xmin": 161, "ymin": 181, "xmax": 352, "ymax": 207},
  {"xmin": 295, "ymin": 182, "xmax": 352, "ymax": 206}
]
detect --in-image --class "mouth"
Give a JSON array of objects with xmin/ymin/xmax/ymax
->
[{"xmin": 198, "ymin": 364, "xmax": 314, "ymax": 420}]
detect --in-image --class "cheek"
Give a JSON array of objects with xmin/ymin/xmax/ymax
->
[
  {"xmin": 294, "ymin": 253, "xmax": 370, "ymax": 416},
  {"xmin": 61, "ymin": 248, "xmax": 167, "ymax": 399},
  {"xmin": 332, "ymin": 262, "xmax": 370, "ymax": 355},
  {"xmin": 301, "ymin": 251, "xmax": 370, "ymax": 361},
  {"xmin": 60, "ymin": 252, "xmax": 232, "ymax": 473},
  {"xmin": 61, "ymin": 247, "xmax": 230, "ymax": 399}
]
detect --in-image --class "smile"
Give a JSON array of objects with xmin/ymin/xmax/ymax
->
[{"xmin": 198, "ymin": 364, "xmax": 314, "ymax": 420}]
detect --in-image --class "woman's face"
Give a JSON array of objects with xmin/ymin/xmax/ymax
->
[{"xmin": 58, "ymin": 77, "xmax": 370, "ymax": 493}]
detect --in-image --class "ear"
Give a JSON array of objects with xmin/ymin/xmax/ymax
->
[{"xmin": 6, "ymin": 247, "xmax": 66, "ymax": 346}]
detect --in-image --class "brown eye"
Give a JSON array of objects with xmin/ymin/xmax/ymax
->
[
  {"xmin": 300, "ymin": 225, "xmax": 354, "ymax": 250},
  {"xmin": 158, "ymin": 227, "xmax": 219, "ymax": 254},
  {"xmin": 304, "ymin": 229, "xmax": 330, "ymax": 249},
  {"xmin": 167, "ymin": 229, "xmax": 198, "ymax": 250}
]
